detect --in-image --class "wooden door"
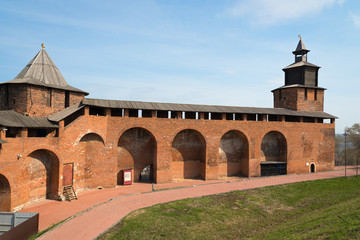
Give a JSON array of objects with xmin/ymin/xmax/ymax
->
[{"xmin": 63, "ymin": 164, "xmax": 73, "ymax": 186}]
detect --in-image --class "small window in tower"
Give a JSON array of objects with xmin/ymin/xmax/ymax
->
[
  {"xmin": 279, "ymin": 89, "xmax": 282, "ymax": 100},
  {"xmin": 304, "ymin": 88, "xmax": 308, "ymax": 100},
  {"xmin": 13, "ymin": 99, "xmax": 16, "ymax": 104},
  {"xmin": 65, "ymin": 91, "xmax": 70, "ymax": 108},
  {"xmin": 314, "ymin": 89, "xmax": 317, "ymax": 101},
  {"xmin": 47, "ymin": 88, "xmax": 52, "ymax": 107}
]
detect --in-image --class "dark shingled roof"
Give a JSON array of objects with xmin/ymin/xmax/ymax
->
[
  {"xmin": 48, "ymin": 103, "xmax": 84, "ymax": 122},
  {"xmin": 283, "ymin": 61, "xmax": 320, "ymax": 70},
  {"xmin": 0, "ymin": 110, "xmax": 58, "ymax": 128},
  {"xmin": 292, "ymin": 38, "xmax": 310, "ymax": 54},
  {"xmin": 294, "ymin": 39, "xmax": 308, "ymax": 51},
  {"xmin": 1, "ymin": 47, "xmax": 88, "ymax": 94},
  {"xmin": 80, "ymin": 98, "xmax": 337, "ymax": 119}
]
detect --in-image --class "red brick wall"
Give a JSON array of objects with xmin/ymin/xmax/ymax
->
[
  {"xmin": 0, "ymin": 84, "xmax": 86, "ymax": 117},
  {"xmin": 0, "ymin": 108, "xmax": 335, "ymax": 211},
  {"xmin": 25, "ymin": 86, "xmax": 86, "ymax": 117},
  {"xmin": 218, "ymin": 130, "xmax": 248, "ymax": 177},
  {"xmin": 26, "ymin": 150, "xmax": 59, "ymax": 201},
  {"xmin": 0, "ymin": 174, "xmax": 11, "ymax": 211},
  {"xmin": 0, "ymin": 84, "xmax": 28, "ymax": 113},
  {"xmin": 171, "ymin": 129, "xmax": 206, "ymax": 179},
  {"xmin": 273, "ymin": 88, "xmax": 324, "ymax": 111},
  {"xmin": 70, "ymin": 92, "xmax": 85, "ymax": 106},
  {"xmin": 117, "ymin": 128, "xmax": 156, "ymax": 183}
]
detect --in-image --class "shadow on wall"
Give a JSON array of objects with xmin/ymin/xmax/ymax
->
[
  {"xmin": 80, "ymin": 133, "xmax": 106, "ymax": 189},
  {"xmin": 25, "ymin": 149, "xmax": 60, "ymax": 202},
  {"xmin": 171, "ymin": 129, "xmax": 206, "ymax": 180},
  {"xmin": 117, "ymin": 128, "xmax": 156, "ymax": 183},
  {"xmin": 219, "ymin": 130, "xmax": 249, "ymax": 177},
  {"xmin": 0, "ymin": 174, "xmax": 11, "ymax": 211},
  {"xmin": 261, "ymin": 131, "xmax": 287, "ymax": 162}
]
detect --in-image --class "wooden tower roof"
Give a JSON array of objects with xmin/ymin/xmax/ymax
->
[{"xmin": 2, "ymin": 44, "xmax": 88, "ymax": 94}]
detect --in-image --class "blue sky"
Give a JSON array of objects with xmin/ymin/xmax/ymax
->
[{"xmin": 0, "ymin": 0, "xmax": 359, "ymax": 132}]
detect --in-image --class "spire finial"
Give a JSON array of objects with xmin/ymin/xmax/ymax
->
[
  {"xmin": 298, "ymin": 35, "xmax": 302, "ymax": 40},
  {"xmin": 41, "ymin": 43, "xmax": 45, "ymax": 49}
]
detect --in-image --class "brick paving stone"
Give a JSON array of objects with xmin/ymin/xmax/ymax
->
[{"xmin": 23, "ymin": 167, "xmax": 357, "ymax": 240}]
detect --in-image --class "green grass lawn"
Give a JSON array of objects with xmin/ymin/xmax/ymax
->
[{"xmin": 98, "ymin": 177, "xmax": 360, "ymax": 240}]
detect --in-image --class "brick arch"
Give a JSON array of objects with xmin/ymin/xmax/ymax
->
[
  {"xmin": 217, "ymin": 128, "xmax": 250, "ymax": 146},
  {"xmin": 169, "ymin": 126, "xmax": 208, "ymax": 146},
  {"xmin": 23, "ymin": 145, "xmax": 63, "ymax": 163},
  {"xmin": 113, "ymin": 125, "xmax": 159, "ymax": 147},
  {"xmin": 171, "ymin": 129, "xmax": 206, "ymax": 180},
  {"xmin": 261, "ymin": 131, "xmax": 287, "ymax": 162},
  {"xmin": 79, "ymin": 132, "xmax": 105, "ymax": 145},
  {"xmin": 219, "ymin": 130, "xmax": 249, "ymax": 178},
  {"xmin": 25, "ymin": 149, "xmax": 60, "ymax": 202},
  {"xmin": 117, "ymin": 127, "xmax": 157, "ymax": 183},
  {"xmin": 0, "ymin": 173, "xmax": 11, "ymax": 211},
  {"xmin": 79, "ymin": 133, "xmax": 107, "ymax": 189}
]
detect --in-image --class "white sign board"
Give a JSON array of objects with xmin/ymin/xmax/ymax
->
[{"xmin": 124, "ymin": 171, "xmax": 131, "ymax": 181}]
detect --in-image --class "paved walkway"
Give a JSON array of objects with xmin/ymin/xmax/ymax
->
[{"xmin": 21, "ymin": 166, "xmax": 358, "ymax": 240}]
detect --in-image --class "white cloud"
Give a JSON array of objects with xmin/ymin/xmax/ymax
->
[
  {"xmin": 267, "ymin": 77, "xmax": 283, "ymax": 85},
  {"xmin": 225, "ymin": 0, "xmax": 345, "ymax": 25},
  {"xmin": 350, "ymin": 12, "xmax": 360, "ymax": 28}
]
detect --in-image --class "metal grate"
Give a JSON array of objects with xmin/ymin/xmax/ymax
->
[{"xmin": 261, "ymin": 162, "xmax": 287, "ymax": 176}]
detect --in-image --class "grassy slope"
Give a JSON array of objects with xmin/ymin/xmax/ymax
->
[{"xmin": 99, "ymin": 177, "xmax": 360, "ymax": 240}]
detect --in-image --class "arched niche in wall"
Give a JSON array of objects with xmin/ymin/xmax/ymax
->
[
  {"xmin": 219, "ymin": 130, "xmax": 249, "ymax": 178},
  {"xmin": 0, "ymin": 174, "xmax": 11, "ymax": 211},
  {"xmin": 260, "ymin": 131, "xmax": 287, "ymax": 176},
  {"xmin": 171, "ymin": 129, "xmax": 206, "ymax": 180},
  {"xmin": 25, "ymin": 149, "xmax": 60, "ymax": 201},
  {"xmin": 117, "ymin": 128, "xmax": 157, "ymax": 183},
  {"xmin": 261, "ymin": 131, "xmax": 287, "ymax": 162},
  {"xmin": 79, "ymin": 133, "xmax": 106, "ymax": 188}
]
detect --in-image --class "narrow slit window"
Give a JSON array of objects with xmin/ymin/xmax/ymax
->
[
  {"xmin": 47, "ymin": 88, "xmax": 52, "ymax": 107},
  {"xmin": 65, "ymin": 91, "xmax": 70, "ymax": 108}
]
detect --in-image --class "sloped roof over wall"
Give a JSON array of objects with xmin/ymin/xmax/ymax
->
[
  {"xmin": 1, "ymin": 47, "xmax": 88, "ymax": 94},
  {"xmin": 0, "ymin": 110, "xmax": 58, "ymax": 128},
  {"xmin": 82, "ymin": 98, "xmax": 337, "ymax": 119},
  {"xmin": 48, "ymin": 103, "xmax": 84, "ymax": 122}
]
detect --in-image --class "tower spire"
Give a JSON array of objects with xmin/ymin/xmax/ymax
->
[{"xmin": 293, "ymin": 36, "xmax": 309, "ymax": 63}]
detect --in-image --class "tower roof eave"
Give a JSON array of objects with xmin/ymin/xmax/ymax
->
[
  {"xmin": 282, "ymin": 61, "xmax": 320, "ymax": 71},
  {"xmin": 271, "ymin": 84, "xmax": 326, "ymax": 92},
  {"xmin": 0, "ymin": 78, "xmax": 89, "ymax": 95}
]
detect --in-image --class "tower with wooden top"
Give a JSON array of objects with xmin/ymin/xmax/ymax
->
[{"xmin": 272, "ymin": 36, "xmax": 325, "ymax": 112}]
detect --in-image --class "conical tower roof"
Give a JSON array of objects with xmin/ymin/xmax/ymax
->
[
  {"xmin": 2, "ymin": 45, "xmax": 88, "ymax": 94},
  {"xmin": 292, "ymin": 37, "xmax": 310, "ymax": 55}
]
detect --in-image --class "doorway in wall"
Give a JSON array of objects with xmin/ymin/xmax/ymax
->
[{"xmin": 310, "ymin": 163, "xmax": 316, "ymax": 173}]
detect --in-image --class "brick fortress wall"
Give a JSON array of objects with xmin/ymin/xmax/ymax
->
[{"xmin": 0, "ymin": 106, "xmax": 335, "ymax": 211}]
